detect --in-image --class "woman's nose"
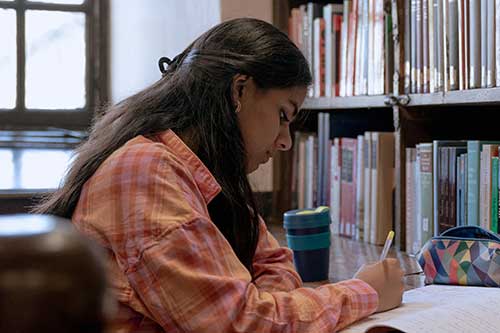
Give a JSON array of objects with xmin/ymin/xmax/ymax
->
[{"xmin": 275, "ymin": 126, "xmax": 292, "ymax": 151}]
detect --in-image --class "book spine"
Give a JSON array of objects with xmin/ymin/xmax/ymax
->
[
  {"xmin": 370, "ymin": 133, "xmax": 378, "ymax": 244},
  {"xmin": 470, "ymin": 0, "xmax": 481, "ymax": 88},
  {"xmin": 323, "ymin": 113, "xmax": 331, "ymax": 206},
  {"xmin": 419, "ymin": 143, "xmax": 434, "ymax": 243},
  {"xmin": 433, "ymin": 141, "xmax": 440, "ymax": 236},
  {"xmin": 313, "ymin": 18, "xmax": 326, "ymax": 97},
  {"xmin": 443, "ymin": 0, "xmax": 449, "ymax": 91},
  {"xmin": 429, "ymin": 0, "xmax": 435, "ymax": 92},
  {"xmin": 491, "ymin": 156, "xmax": 499, "ymax": 232},
  {"xmin": 487, "ymin": 0, "xmax": 496, "ymax": 87},
  {"xmin": 406, "ymin": 148, "xmax": 417, "ymax": 253},
  {"xmin": 356, "ymin": 134, "xmax": 365, "ymax": 241},
  {"xmin": 368, "ymin": 0, "xmax": 376, "ymax": 94},
  {"xmin": 414, "ymin": 145, "xmax": 423, "ymax": 250},
  {"xmin": 354, "ymin": 0, "xmax": 365, "ymax": 96},
  {"xmin": 481, "ymin": 0, "xmax": 488, "ymax": 87},
  {"xmin": 449, "ymin": 148, "xmax": 458, "ymax": 228},
  {"xmin": 346, "ymin": 0, "xmax": 359, "ymax": 96},
  {"xmin": 385, "ymin": 2, "xmax": 394, "ymax": 94},
  {"xmin": 467, "ymin": 141, "xmax": 480, "ymax": 226},
  {"xmin": 340, "ymin": 138, "xmax": 357, "ymax": 238},
  {"xmin": 448, "ymin": 0, "xmax": 459, "ymax": 90},
  {"xmin": 364, "ymin": 132, "xmax": 372, "ymax": 242},
  {"xmin": 340, "ymin": 1, "xmax": 351, "ymax": 97},
  {"xmin": 456, "ymin": 154, "xmax": 463, "ymax": 226},
  {"xmin": 496, "ymin": 0, "xmax": 500, "ymax": 86},
  {"xmin": 436, "ymin": 0, "xmax": 444, "ymax": 91},
  {"xmin": 411, "ymin": 0, "xmax": 418, "ymax": 93},
  {"xmin": 422, "ymin": 0, "xmax": 429, "ymax": 93},
  {"xmin": 458, "ymin": 0, "xmax": 465, "ymax": 90},
  {"xmin": 464, "ymin": 0, "xmax": 470, "ymax": 89},
  {"xmin": 416, "ymin": 0, "xmax": 423, "ymax": 93},
  {"xmin": 374, "ymin": 0, "xmax": 385, "ymax": 94},
  {"xmin": 334, "ymin": 15, "xmax": 343, "ymax": 96},
  {"xmin": 324, "ymin": 5, "xmax": 333, "ymax": 97},
  {"xmin": 404, "ymin": 0, "xmax": 412, "ymax": 93}
]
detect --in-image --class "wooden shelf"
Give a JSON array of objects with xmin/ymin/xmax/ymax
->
[
  {"xmin": 302, "ymin": 95, "xmax": 389, "ymax": 109},
  {"xmin": 406, "ymin": 87, "xmax": 500, "ymax": 107}
]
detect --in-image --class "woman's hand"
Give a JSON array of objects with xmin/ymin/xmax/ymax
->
[{"xmin": 353, "ymin": 258, "xmax": 404, "ymax": 313}]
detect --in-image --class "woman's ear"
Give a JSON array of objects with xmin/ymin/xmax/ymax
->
[{"xmin": 231, "ymin": 74, "xmax": 249, "ymax": 107}]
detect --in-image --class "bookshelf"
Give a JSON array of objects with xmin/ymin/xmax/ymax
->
[
  {"xmin": 302, "ymin": 95, "xmax": 389, "ymax": 109},
  {"xmin": 271, "ymin": 0, "xmax": 500, "ymax": 251},
  {"xmin": 402, "ymin": 88, "xmax": 500, "ymax": 106}
]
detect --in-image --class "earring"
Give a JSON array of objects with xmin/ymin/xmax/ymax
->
[{"xmin": 235, "ymin": 101, "xmax": 241, "ymax": 114}]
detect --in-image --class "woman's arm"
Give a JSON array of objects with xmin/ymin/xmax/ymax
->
[
  {"xmin": 127, "ymin": 218, "xmax": 378, "ymax": 333},
  {"xmin": 251, "ymin": 218, "xmax": 303, "ymax": 292}
]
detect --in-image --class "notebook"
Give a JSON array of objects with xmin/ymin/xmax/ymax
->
[{"xmin": 340, "ymin": 285, "xmax": 500, "ymax": 333}]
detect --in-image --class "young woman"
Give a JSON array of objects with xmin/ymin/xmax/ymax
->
[{"xmin": 37, "ymin": 18, "xmax": 403, "ymax": 332}]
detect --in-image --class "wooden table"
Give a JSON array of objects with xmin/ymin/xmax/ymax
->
[{"xmin": 267, "ymin": 224, "xmax": 425, "ymax": 290}]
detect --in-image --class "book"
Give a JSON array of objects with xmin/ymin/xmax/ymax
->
[
  {"xmin": 487, "ymin": 0, "xmax": 496, "ymax": 87},
  {"xmin": 339, "ymin": 0, "xmax": 352, "ymax": 97},
  {"xmin": 370, "ymin": 132, "xmax": 394, "ymax": 245},
  {"xmin": 404, "ymin": 0, "xmax": 411, "ymax": 93},
  {"xmin": 406, "ymin": 148, "xmax": 417, "ymax": 253},
  {"xmin": 313, "ymin": 17, "xmax": 326, "ymax": 97},
  {"xmin": 481, "ymin": 0, "xmax": 488, "ymax": 88},
  {"xmin": 340, "ymin": 137, "xmax": 357, "ymax": 238},
  {"xmin": 491, "ymin": 156, "xmax": 499, "ymax": 232},
  {"xmin": 448, "ymin": 0, "xmax": 459, "ymax": 90},
  {"xmin": 432, "ymin": 140, "xmax": 466, "ymax": 236},
  {"xmin": 467, "ymin": 141, "xmax": 500, "ymax": 226},
  {"xmin": 363, "ymin": 132, "xmax": 372, "ymax": 242},
  {"xmin": 330, "ymin": 138, "xmax": 342, "ymax": 234},
  {"xmin": 416, "ymin": 143, "xmax": 433, "ymax": 244},
  {"xmin": 469, "ymin": 0, "xmax": 481, "ymax": 88},
  {"xmin": 355, "ymin": 134, "xmax": 365, "ymax": 241},
  {"xmin": 340, "ymin": 285, "xmax": 500, "ymax": 333}
]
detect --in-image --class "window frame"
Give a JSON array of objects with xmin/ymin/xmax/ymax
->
[{"xmin": 0, "ymin": 0, "xmax": 109, "ymax": 130}]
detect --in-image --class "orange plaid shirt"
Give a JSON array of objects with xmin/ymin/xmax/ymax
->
[{"xmin": 72, "ymin": 129, "xmax": 378, "ymax": 333}]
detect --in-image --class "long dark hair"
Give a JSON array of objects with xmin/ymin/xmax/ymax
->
[{"xmin": 35, "ymin": 18, "xmax": 311, "ymax": 273}]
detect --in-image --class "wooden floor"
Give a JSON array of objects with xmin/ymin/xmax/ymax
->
[{"xmin": 267, "ymin": 223, "xmax": 425, "ymax": 290}]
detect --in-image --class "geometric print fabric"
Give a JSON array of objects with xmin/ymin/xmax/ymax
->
[{"xmin": 417, "ymin": 239, "xmax": 500, "ymax": 287}]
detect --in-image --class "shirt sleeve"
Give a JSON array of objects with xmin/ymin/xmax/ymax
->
[{"xmin": 251, "ymin": 218, "xmax": 303, "ymax": 292}]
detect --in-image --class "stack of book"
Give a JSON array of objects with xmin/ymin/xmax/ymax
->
[
  {"xmin": 288, "ymin": 1, "xmax": 393, "ymax": 98},
  {"xmin": 404, "ymin": 0, "xmax": 500, "ymax": 93},
  {"xmin": 290, "ymin": 113, "xmax": 395, "ymax": 246},
  {"xmin": 406, "ymin": 140, "xmax": 500, "ymax": 254}
]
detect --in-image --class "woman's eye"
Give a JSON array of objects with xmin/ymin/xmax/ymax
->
[{"xmin": 280, "ymin": 110, "xmax": 290, "ymax": 123}]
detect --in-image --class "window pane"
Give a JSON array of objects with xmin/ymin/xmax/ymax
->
[
  {"xmin": 20, "ymin": 149, "xmax": 73, "ymax": 189},
  {"xmin": 29, "ymin": 0, "xmax": 85, "ymax": 4},
  {"xmin": 0, "ymin": 149, "xmax": 14, "ymax": 189},
  {"xmin": 0, "ymin": 9, "xmax": 16, "ymax": 109},
  {"xmin": 26, "ymin": 10, "xmax": 85, "ymax": 109}
]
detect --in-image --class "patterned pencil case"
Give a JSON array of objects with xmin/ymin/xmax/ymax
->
[{"xmin": 416, "ymin": 226, "xmax": 500, "ymax": 287}]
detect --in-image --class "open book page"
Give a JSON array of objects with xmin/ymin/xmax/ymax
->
[{"xmin": 340, "ymin": 285, "xmax": 500, "ymax": 333}]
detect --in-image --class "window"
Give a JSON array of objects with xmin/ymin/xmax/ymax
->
[{"xmin": 0, "ymin": 0, "xmax": 108, "ymax": 129}]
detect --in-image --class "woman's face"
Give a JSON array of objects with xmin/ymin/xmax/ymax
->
[{"xmin": 235, "ymin": 76, "xmax": 307, "ymax": 174}]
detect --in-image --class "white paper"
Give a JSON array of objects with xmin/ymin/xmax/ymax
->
[{"xmin": 340, "ymin": 285, "xmax": 500, "ymax": 333}]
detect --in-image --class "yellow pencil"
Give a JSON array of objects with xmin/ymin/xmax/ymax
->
[{"xmin": 379, "ymin": 230, "xmax": 394, "ymax": 261}]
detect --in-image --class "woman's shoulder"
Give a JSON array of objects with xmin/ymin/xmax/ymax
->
[{"xmin": 104, "ymin": 133, "xmax": 186, "ymax": 174}]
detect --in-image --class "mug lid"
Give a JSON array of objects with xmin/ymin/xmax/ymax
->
[{"xmin": 283, "ymin": 207, "xmax": 331, "ymax": 229}]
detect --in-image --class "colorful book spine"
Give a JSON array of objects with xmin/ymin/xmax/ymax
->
[{"xmin": 491, "ymin": 156, "xmax": 499, "ymax": 233}]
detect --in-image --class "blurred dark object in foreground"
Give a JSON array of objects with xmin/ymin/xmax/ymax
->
[{"xmin": 0, "ymin": 214, "xmax": 111, "ymax": 333}]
